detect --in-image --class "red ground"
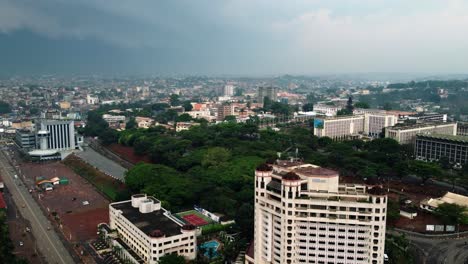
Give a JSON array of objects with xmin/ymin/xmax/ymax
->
[
  {"xmin": 107, "ymin": 143, "xmax": 151, "ymax": 164},
  {"xmin": 61, "ymin": 207, "xmax": 109, "ymax": 242},
  {"xmin": 183, "ymin": 214, "xmax": 208, "ymax": 226},
  {"xmin": 20, "ymin": 162, "xmax": 110, "ymax": 243}
]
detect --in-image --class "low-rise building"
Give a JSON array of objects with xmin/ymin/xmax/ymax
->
[
  {"xmin": 135, "ymin": 117, "xmax": 154, "ymax": 129},
  {"xmin": 385, "ymin": 122, "xmax": 457, "ymax": 145},
  {"xmin": 415, "ymin": 134, "xmax": 468, "ymax": 165},
  {"xmin": 101, "ymin": 194, "xmax": 197, "ymax": 264},
  {"xmin": 420, "ymin": 192, "xmax": 468, "ymax": 212}
]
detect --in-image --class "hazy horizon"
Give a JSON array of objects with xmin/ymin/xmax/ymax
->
[{"xmin": 1, "ymin": 0, "xmax": 468, "ymax": 76}]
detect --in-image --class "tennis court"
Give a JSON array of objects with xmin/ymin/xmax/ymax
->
[
  {"xmin": 176, "ymin": 209, "xmax": 213, "ymax": 227},
  {"xmin": 182, "ymin": 214, "xmax": 208, "ymax": 226}
]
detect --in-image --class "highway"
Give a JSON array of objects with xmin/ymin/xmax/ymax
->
[{"xmin": 0, "ymin": 150, "xmax": 75, "ymax": 264}]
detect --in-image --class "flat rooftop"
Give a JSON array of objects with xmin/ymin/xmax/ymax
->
[
  {"xmin": 417, "ymin": 133, "xmax": 468, "ymax": 144},
  {"xmin": 111, "ymin": 201, "xmax": 182, "ymax": 237},
  {"xmin": 294, "ymin": 166, "xmax": 338, "ymax": 177},
  {"xmin": 388, "ymin": 122, "xmax": 455, "ymax": 131}
]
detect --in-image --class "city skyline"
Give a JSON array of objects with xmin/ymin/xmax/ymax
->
[{"xmin": 1, "ymin": 0, "xmax": 468, "ymax": 75}]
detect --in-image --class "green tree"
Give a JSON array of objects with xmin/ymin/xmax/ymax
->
[
  {"xmin": 170, "ymin": 94, "xmax": 180, "ymax": 106},
  {"xmin": 202, "ymin": 147, "xmax": 231, "ymax": 168},
  {"xmin": 434, "ymin": 203, "xmax": 468, "ymax": 225},
  {"xmin": 177, "ymin": 113, "xmax": 192, "ymax": 122},
  {"xmin": 409, "ymin": 160, "xmax": 442, "ymax": 183},
  {"xmin": 354, "ymin": 101, "xmax": 370, "ymax": 109},
  {"xmin": 302, "ymin": 103, "xmax": 313, "ymax": 112},
  {"xmin": 159, "ymin": 253, "xmax": 185, "ymax": 264},
  {"xmin": 0, "ymin": 101, "xmax": 11, "ymax": 114},
  {"xmin": 224, "ymin": 115, "xmax": 237, "ymax": 122},
  {"xmin": 126, "ymin": 117, "xmax": 137, "ymax": 129},
  {"xmin": 337, "ymin": 108, "xmax": 353, "ymax": 116},
  {"xmin": 182, "ymin": 101, "xmax": 193, "ymax": 111}
]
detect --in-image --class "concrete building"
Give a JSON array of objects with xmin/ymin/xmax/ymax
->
[
  {"xmin": 313, "ymin": 114, "xmax": 395, "ymax": 140},
  {"xmin": 248, "ymin": 160, "xmax": 387, "ymax": 264},
  {"xmin": 15, "ymin": 129, "xmax": 36, "ymax": 150},
  {"xmin": 385, "ymin": 122, "xmax": 457, "ymax": 145},
  {"xmin": 100, "ymin": 194, "xmax": 197, "ymax": 264},
  {"xmin": 217, "ymin": 104, "xmax": 234, "ymax": 121},
  {"xmin": 458, "ymin": 122, "xmax": 468, "ymax": 136},
  {"xmin": 406, "ymin": 113, "xmax": 447, "ymax": 123},
  {"xmin": 224, "ymin": 84, "xmax": 235, "ymax": 97},
  {"xmin": 87, "ymin": 94, "xmax": 99, "ymax": 105},
  {"xmin": 314, "ymin": 116, "xmax": 365, "ymax": 140},
  {"xmin": 16, "ymin": 120, "xmax": 84, "ymax": 160},
  {"xmin": 258, "ymin": 86, "xmax": 278, "ymax": 105},
  {"xmin": 415, "ymin": 134, "xmax": 468, "ymax": 165},
  {"xmin": 364, "ymin": 114, "xmax": 397, "ymax": 138},
  {"xmin": 313, "ymin": 104, "xmax": 343, "ymax": 116}
]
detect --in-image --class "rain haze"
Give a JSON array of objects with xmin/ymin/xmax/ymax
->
[{"xmin": 1, "ymin": 0, "xmax": 468, "ymax": 76}]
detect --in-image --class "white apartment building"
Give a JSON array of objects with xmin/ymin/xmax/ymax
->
[
  {"xmin": 364, "ymin": 114, "xmax": 397, "ymax": 138},
  {"xmin": 314, "ymin": 114, "xmax": 396, "ymax": 140},
  {"xmin": 102, "ymin": 114, "xmax": 126, "ymax": 123},
  {"xmin": 224, "ymin": 84, "xmax": 235, "ymax": 96},
  {"xmin": 103, "ymin": 194, "xmax": 197, "ymax": 264},
  {"xmin": 385, "ymin": 122, "xmax": 457, "ymax": 145},
  {"xmin": 247, "ymin": 160, "xmax": 387, "ymax": 264},
  {"xmin": 313, "ymin": 104, "xmax": 343, "ymax": 116}
]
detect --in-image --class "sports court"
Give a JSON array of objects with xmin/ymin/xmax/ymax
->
[{"xmin": 176, "ymin": 210, "xmax": 213, "ymax": 227}]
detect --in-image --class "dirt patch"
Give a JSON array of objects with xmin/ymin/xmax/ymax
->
[
  {"xmin": 107, "ymin": 143, "xmax": 151, "ymax": 164},
  {"xmin": 19, "ymin": 161, "xmax": 110, "ymax": 243},
  {"xmin": 61, "ymin": 207, "xmax": 109, "ymax": 242}
]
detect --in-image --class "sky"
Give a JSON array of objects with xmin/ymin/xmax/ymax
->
[{"xmin": 1, "ymin": 0, "xmax": 468, "ymax": 76}]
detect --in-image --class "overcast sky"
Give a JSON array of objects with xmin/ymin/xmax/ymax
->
[{"xmin": 1, "ymin": 0, "xmax": 468, "ymax": 76}]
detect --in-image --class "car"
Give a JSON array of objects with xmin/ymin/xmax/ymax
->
[
  {"xmin": 25, "ymin": 227, "xmax": 30, "ymax": 232},
  {"xmin": 19, "ymin": 241, "xmax": 24, "ymax": 246}
]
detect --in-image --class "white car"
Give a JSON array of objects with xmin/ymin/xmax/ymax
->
[{"xmin": 19, "ymin": 241, "xmax": 24, "ymax": 246}]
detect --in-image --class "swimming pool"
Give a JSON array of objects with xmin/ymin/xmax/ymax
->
[{"xmin": 199, "ymin": 240, "xmax": 220, "ymax": 258}]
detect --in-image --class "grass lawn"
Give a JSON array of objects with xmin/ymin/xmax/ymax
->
[{"xmin": 63, "ymin": 155, "xmax": 127, "ymax": 201}]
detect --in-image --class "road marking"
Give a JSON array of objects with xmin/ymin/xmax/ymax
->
[{"xmin": 0, "ymin": 154, "xmax": 70, "ymax": 264}]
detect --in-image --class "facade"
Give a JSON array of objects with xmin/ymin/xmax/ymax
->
[
  {"xmin": 458, "ymin": 122, "xmax": 468, "ymax": 136},
  {"xmin": 16, "ymin": 120, "xmax": 84, "ymax": 160},
  {"xmin": 15, "ymin": 129, "xmax": 36, "ymax": 150},
  {"xmin": 224, "ymin": 85, "xmax": 235, "ymax": 96},
  {"xmin": 217, "ymin": 104, "xmax": 234, "ymax": 121},
  {"xmin": 313, "ymin": 104, "xmax": 343, "ymax": 116},
  {"xmin": 313, "ymin": 115, "xmax": 365, "ymax": 140},
  {"xmin": 251, "ymin": 160, "xmax": 387, "ymax": 264},
  {"xmin": 87, "ymin": 94, "xmax": 99, "ymax": 105},
  {"xmin": 385, "ymin": 122, "xmax": 457, "ymax": 145},
  {"xmin": 103, "ymin": 194, "xmax": 197, "ymax": 264},
  {"xmin": 364, "ymin": 114, "xmax": 397, "ymax": 138},
  {"xmin": 406, "ymin": 113, "xmax": 447, "ymax": 123},
  {"xmin": 258, "ymin": 86, "xmax": 279, "ymax": 105},
  {"xmin": 414, "ymin": 134, "xmax": 468, "ymax": 165}
]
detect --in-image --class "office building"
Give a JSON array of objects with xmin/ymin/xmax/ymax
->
[
  {"xmin": 415, "ymin": 134, "xmax": 468, "ymax": 165},
  {"xmin": 458, "ymin": 122, "xmax": 468, "ymax": 136},
  {"xmin": 406, "ymin": 113, "xmax": 447, "ymax": 123},
  {"xmin": 248, "ymin": 160, "xmax": 387, "ymax": 264},
  {"xmin": 217, "ymin": 104, "xmax": 234, "ymax": 121},
  {"xmin": 224, "ymin": 85, "xmax": 235, "ymax": 96},
  {"xmin": 385, "ymin": 122, "xmax": 457, "ymax": 145},
  {"xmin": 100, "ymin": 194, "xmax": 197, "ymax": 264},
  {"xmin": 313, "ymin": 104, "xmax": 343, "ymax": 116},
  {"xmin": 364, "ymin": 114, "xmax": 397, "ymax": 138},
  {"xmin": 15, "ymin": 129, "xmax": 37, "ymax": 150},
  {"xmin": 258, "ymin": 86, "xmax": 279, "ymax": 105},
  {"xmin": 314, "ymin": 116, "xmax": 365, "ymax": 140},
  {"xmin": 16, "ymin": 120, "xmax": 83, "ymax": 160}
]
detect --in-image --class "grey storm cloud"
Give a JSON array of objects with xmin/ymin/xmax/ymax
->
[{"xmin": 1, "ymin": 0, "xmax": 468, "ymax": 75}]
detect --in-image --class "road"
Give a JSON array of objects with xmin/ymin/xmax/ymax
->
[
  {"xmin": 390, "ymin": 230, "xmax": 468, "ymax": 264},
  {"xmin": 0, "ymin": 150, "xmax": 75, "ymax": 264},
  {"xmin": 75, "ymin": 145, "xmax": 127, "ymax": 180}
]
